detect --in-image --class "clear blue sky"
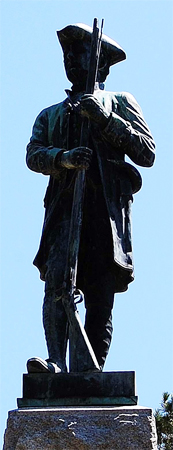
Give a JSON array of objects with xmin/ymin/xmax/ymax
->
[{"xmin": 0, "ymin": 0, "xmax": 173, "ymax": 446}]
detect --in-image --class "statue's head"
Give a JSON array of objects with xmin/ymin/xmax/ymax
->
[{"xmin": 57, "ymin": 23, "xmax": 126, "ymax": 89}]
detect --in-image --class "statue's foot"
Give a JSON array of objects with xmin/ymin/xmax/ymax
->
[{"xmin": 27, "ymin": 357, "xmax": 61, "ymax": 374}]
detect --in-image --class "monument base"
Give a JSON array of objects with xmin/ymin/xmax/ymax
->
[
  {"xmin": 17, "ymin": 371, "xmax": 138, "ymax": 407},
  {"xmin": 3, "ymin": 406, "xmax": 158, "ymax": 449}
]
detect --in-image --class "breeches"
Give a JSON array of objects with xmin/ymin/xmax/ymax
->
[
  {"xmin": 44, "ymin": 218, "xmax": 116, "ymax": 309},
  {"xmin": 44, "ymin": 182, "xmax": 116, "ymax": 307}
]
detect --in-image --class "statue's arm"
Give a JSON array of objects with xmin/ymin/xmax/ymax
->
[
  {"xmin": 102, "ymin": 92, "xmax": 155, "ymax": 167},
  {"xmin": 26, "ymin": 109, "xmax": 93, "ymax": 173},
  {"xmin": 26, "ymin": 110, "xmax": 64, "ymax": 176}
]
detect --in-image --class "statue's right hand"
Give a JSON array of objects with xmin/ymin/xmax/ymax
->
[{"xmin": 60, "ymin": 147, "xmax": 93, "ymax": 170}]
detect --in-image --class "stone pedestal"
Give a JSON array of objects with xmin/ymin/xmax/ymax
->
[{"xmin": 3, "ymin": 406, "xmax": 157, "ymax": 449}]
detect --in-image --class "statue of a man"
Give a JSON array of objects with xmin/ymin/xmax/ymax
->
[{"xmin": 26, "ymin": 23, "xmax": 155, "ymax": 374}]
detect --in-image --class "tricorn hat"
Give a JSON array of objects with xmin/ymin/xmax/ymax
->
[{"xmin": 57, "ymin": 23, "xmax": 126, "ymax": 66}]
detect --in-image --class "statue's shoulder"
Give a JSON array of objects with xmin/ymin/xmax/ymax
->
[
  {"xmin": 37, "ymin": 100, "xmax": 65, "ymax": 119},
  {"xmin": 34, "ymin": 98, "xmax": 67, "ymax": 123},
  {"xmin": 96, "ymin": 89, "xmax": 141, "ymax": 115},
  {"xmin": 97, "ymin": 89, "xmax": 139, "ymax": 106},
  {"xmin": 105, "ymin": 90, "xmax": 138, "ymax": 105},
  {"xmin": 114, "ymin": 91, "xmax": 142, "ymax": 113}
]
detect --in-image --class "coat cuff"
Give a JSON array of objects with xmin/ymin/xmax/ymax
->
[{"xmin": 40, "ymin": 147, "xmax": 65, "ymax": 176}]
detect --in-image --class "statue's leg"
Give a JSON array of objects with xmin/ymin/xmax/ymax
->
[
  {"xmin": 83, "ymin": 271, "xmax": 115, "ymax": 370},
  {"xmin": 84, "ymin": 305, "xmax": 113, "ymax": 370},
  {"xmin": 43, "ymin": 291, "xmax": 68, "ymax": 372},
  {"xmin": 27, "ymin": 291, "xmax": 68, "ymax": 374},
  {"xmin": 42, "ymin": 228, "xmax": 71, "ymax": 372}
]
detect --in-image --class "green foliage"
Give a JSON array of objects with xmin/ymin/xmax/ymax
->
[{"xmin": 154, "ymin": 392, "xmax": 173, "ymax": 449}]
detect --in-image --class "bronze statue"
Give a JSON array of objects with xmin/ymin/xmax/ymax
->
[{"xmin": 26, "ymin": 22, "xmax": 155, "ymax": 374}]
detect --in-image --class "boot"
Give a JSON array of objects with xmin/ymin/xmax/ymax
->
[
  {"xmin": 84, "ymin": 305, "xmax": 113, "ymax": 370},
  {"xmin": 27, "ymin": 356, "xmax": 61, "ymax": 373},
  {"xmin": 43, "ymin": 293, "xmax": 68, "ymax": 372}
]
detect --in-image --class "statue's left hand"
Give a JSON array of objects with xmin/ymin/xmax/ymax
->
[{"xmin": 80, "ymin": 94, "xmax": 109, "ymax": 128}]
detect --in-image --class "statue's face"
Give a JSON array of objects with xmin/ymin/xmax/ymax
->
[
  {"xmin": 63, "ymin": 40, "xmax": 91, "ymax": 86},
  {"xmin": 63, "ymin": 39, "xmax": 110, "ymax": 88}
]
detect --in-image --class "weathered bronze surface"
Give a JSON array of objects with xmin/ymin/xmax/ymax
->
[
  {"xmin": 17, "ymin": 371, "xmax": 138, "ymax": 407},
  {"xmin": 26, "ymin": 20, "xmax": 155, "ymax": 375}
]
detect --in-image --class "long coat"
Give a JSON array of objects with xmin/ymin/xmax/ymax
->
[{"xmin": 26, "ymin": 88, "xmax": 155, "ymax": 293}]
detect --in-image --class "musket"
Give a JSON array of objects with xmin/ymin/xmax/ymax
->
[{"xmin": 62, "ymin": 18, "xmax": 104, "ymax": 372}]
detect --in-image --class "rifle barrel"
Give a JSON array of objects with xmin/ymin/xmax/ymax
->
[{"xmin": 63, "ymin": 18, "xmax": 104, "ymax": 372}]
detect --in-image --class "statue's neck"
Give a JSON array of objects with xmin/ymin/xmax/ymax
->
[{"xmin": 71, "ymin": 82, "xmax": 86, "ymax": 94}]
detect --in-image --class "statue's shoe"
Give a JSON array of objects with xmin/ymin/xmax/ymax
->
[{"xmin": 27, "ymin": 357, "xmax": 61, "ymax": 373}]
